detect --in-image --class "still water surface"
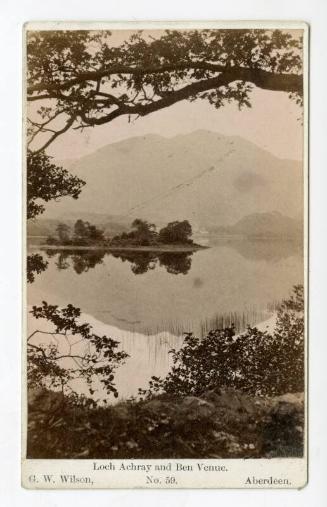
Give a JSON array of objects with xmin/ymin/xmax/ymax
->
[{"xmin": 28, "ymin": 238, "xmax": 303, "ymax": 399}]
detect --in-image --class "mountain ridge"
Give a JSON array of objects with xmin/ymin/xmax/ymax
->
[
  {"xmin": 41, "ymin": 130, "xmax": 303, "ymax": 229},
  {"xmin": 208, "ymin": 211, "xmax": 303, "ymax": 239}
]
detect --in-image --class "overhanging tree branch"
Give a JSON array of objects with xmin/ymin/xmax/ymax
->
[
  {"xmin": 33, "ymin": 115, "xmax": 77, "ymax": 153},
  {"xmin": 78, "ymin": 68, "xmax": 302, "ymax": 126},
  {"xmin": 26, "ymin": 28, "xmax": 303, "ymax": 151},
  {"xmin": 27, "ymin": 63, "xmax": 302, "ymax": 96}
]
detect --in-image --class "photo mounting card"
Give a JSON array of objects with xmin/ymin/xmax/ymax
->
[{"xmin": 22, "ymin": 20, "xmax": 308, "ymax": 489}]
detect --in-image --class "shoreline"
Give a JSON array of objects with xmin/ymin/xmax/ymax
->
[{"xmin": 28, "ymin": 243, "xmax": 208, "ymax": 253}]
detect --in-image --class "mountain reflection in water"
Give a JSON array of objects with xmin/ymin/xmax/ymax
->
[
  {"xmin": 27, "ymin": 238, "xmax": 303, "ymax": 336},
  {"xmin": 27, "ymin": 239, "xmax": 303, "ymax": 399}
]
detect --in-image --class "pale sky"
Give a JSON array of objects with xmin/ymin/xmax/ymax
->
[{"xmin": 46, "ymin": 87, "xmax": 303, "ymax": 162}]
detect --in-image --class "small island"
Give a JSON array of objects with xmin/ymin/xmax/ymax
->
[{"xmin": 44, "ymin": 218, "xmax": 207, "ymax": 252}]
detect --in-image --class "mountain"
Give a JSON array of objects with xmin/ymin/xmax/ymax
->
[
  {"xmin": 209, "ymin": 211, "xmax": 303, "ymax": 239},
  {"xmin": 40, "ymin": 130, "xmax": 303, "ymax": 229}
]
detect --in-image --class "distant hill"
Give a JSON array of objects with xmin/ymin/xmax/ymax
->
[
  {"xmin": 37, "ymin": 130, "xmax": 303, "ymax": 229},
  {"xmin": 209, "ymin": 211, "xmax": 303, "ymax": 239},
  {"xmin": 27, "ymin": 214, "xmax": 130, "ymax": 238}
]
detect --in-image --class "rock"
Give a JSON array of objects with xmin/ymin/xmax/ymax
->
[
  {"xmin": 111, "ymin": 403, "xmax": 131, "ymax": 420},
  {"xmin": 212, "ymin": 388, "xmax": 261, "ymax": 416},
  {"xmin": 203, "ymin": 389, "xmax": 222, "ymax": 403},
  {"xmin": 28, "ymin": 387, "xmax": 65, "ymax": 414},
  {"xmin": 144, "ymin": 399, "xmax": 169, "ymax": 413},
  {"xmin": 175, "ymin": 396, "xmax": 216, "ymax": 421},
  {"xmin": 274, "ymin": 392, "xmax": 304, "ymax": 408}
]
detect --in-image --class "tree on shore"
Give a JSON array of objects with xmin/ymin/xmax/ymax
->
[
  {"xmin": 45, "ymin": 219, "xmax": 105, "ymax": 246},
  {"xmin": 159, "ymin": 220, "xmax": 193, "ymax": 244},
  {"xmin": 73, "ymin": 219, "xmax": 105, "ymax": 244},
  {"xmin": 27, "ymin": 29, "xmax": 303, "ymax": 153},
  {"xmin": 26, "ymin": 151, "xmax": 85, "ymax": 281},
  {"xmin": 131, "ymin": 219, "xmax": 157, "ymax": 245},
  {"xmin": 56, "ymin": 223, "xmax": 71, "ymax": 243},
  {"xmin": 27, "ymin": 151, "xmax": 85, "ymax": 219},
  {"xmin": 111, "ymin": 219, "xmax": 194, "ymax": 246}
]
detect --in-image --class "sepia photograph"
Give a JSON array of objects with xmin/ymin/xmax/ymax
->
[{"xmin": 23, "ymin": 21, "xmax": 307, "ymax": 485}]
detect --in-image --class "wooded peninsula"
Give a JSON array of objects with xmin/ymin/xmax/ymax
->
[{"xmin": 44, "ymin": 218, "xmax": 206, "ymax": 251}]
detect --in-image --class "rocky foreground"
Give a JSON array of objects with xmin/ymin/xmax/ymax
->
[{"xmin": 27, "ymin": 388, "xmax": 304, "ymax": 459}]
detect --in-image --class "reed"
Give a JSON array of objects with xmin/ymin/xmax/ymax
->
[{"xmin": 137, "ymin": 301, "xmax": 280, "ymax": 338}]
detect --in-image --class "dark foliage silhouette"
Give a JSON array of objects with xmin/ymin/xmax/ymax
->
[
  {"xmin": 27, "ymin": 253, "xmax": 49, "ymax": 283},
  {"xmin": 27, "ymin": 30, "xmax": 303, "ymax": 153},
  {"xmin": 28, "ymin": 302, "xmax": 128, "ymax": 399},
  {"xmin": 46, "ymin": 219, "xmax": 105, "ymax": 246},
  {"xmin": 139, "ymin": 285, "xmax": 304, "ymax": 398},
  {"xmin": 159, "ymin": 220, "xmax": 193, "ymax": 244},
  {"xmin": 27, "ymin": 151, "xmax": 85, "ymax": 219}
]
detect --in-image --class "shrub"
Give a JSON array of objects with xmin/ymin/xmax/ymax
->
[{"xmin": 140, "ymin": 285, "xmax": 304, "ymax": 398}]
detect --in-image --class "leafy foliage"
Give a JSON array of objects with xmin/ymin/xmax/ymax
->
[
  {"xmin": 111, "ymin": 219, "xmax": 157, "ymax": 246},
  {"xmin": 112, "ymin": 218, "xmax": 194, "ymax": 247},
  {"xmin": 27, "ymin": 151, "xmax": 85, "ymax": 219},
  {"xmin": 27, "ymin": 253, "xmax": 49, "ymax": 283},
  {"xmin": 27, "ymin": 29, "xmax": 303, "ymax": 151},
  {"xmin": 74, "ymin": 219, "xmax": 105, "ymax": 243},
  {"xmin": 140, "ymin": 285, "xmax": 304, "ymax": 398},
  {"xmin": 46, "ymin": 219, "xmax": 105, "ymax": 246},
  {"xmin": 27, "ymin": 302, "xmax": 128, "ymax": 399},
  {"xmin": 56, "ymin": 222, "xmax": 71, "ymax": 243},
  {"xmin": 131, "ymin": 219, "xmax": 157, "ymax": 245},
  {"xmin": 159, "ymin": 220, "xmax": 193, "ymax": 244}
]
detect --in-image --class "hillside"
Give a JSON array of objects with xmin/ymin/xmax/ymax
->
[
  {"xmin": 27, "ymin": 214, "xmax": 130, "ymax": 238},
  {"xmin": 209, "ymin": 211, "xmax": 303, "ymax": 239},
  {"xmin": 38, "ymin": 130, "xmax": 303, "ymax": 229}
]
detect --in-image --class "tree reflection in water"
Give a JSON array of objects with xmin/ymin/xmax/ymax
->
[
  {"xmin": 28, "ymin": 238, "xmax": 302, "ymax": 284},
  {"xmin": 159, "ymin": 252, "xmax": 192, "ymax": 275},
  {"xmin": 111, "ymin": 251, "xmax": 158, "ymax": 275},
  {"xmin": 45, "ymin": 249, "xmax": 106, "ymax": 274},
  {"xmin": 32, "ymin": 249, "xmax": 194, "ymax": 277},
  {"xmin": 108, "ymin": 250, "xmax": 193, "ymax": 275}
]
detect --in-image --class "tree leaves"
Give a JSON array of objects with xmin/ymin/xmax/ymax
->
[
  {"xmin": 28, "ymin": 302, "xmax": 129, "ymax": 400},
  {"xmin": 26, "ymin": 29, "xmax": 303, "ymax": 150},
  {"xmin": 27, "ymin": 151, "xmax": 85, "ymax": 219}
]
